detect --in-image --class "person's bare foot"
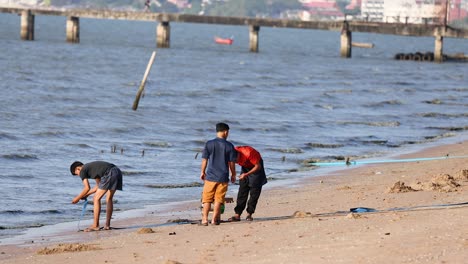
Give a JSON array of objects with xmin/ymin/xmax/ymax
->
[
  {"xmin": 84, "ymin": 227, "xmax": 101, "ymax": 232},
  {"xmin": 211, "ymin": 218, "xmax": 220, "ymax": 225}
]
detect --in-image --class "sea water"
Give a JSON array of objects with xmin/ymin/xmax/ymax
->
[{"xmin": 0, "ymin": 14, "xmax": 467, "ymax": 241}]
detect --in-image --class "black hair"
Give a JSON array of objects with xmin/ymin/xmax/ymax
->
[
  {"xmin": 70, "ymin": 161, "xmax": 83, "ymax": 175},
  {"xmin": 216, "ymin": 122, "xmax": 230, "ymax": 132}
]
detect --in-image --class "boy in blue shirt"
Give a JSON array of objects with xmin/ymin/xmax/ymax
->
[{"xmin": 200, "ymin": 123, "xmax": 237, "ymax": 225}]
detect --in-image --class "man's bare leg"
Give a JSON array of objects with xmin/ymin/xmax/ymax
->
[
  {"xmin": 211, "ymin": 202, "xmax": 222, "ymax": 225},
  {"xmin": 202, "ymin": 202, "xmax": 211, "ymax": 225},
  {"xmin": 87, "ymin": 189, "xmax": 107, "ymax": 231},
  {"xmin": 104, "ymin": 190, "xmax": 116, "ymax": 230}
]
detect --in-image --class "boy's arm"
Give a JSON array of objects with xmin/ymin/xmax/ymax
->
[
  {"xmin": 84, "ymin": 179, "xmax": 100, "ymax": 196},
  {"xmin": 200, "ymin": 158, "xmax": 207, "ymax": 180},
  {"xmin": 229, "ymin": 161, "xmax": 236, "ymax": 183},
  {"xmin": 72, "ymin": 178, "xmax": 91, "ymax": 204}
]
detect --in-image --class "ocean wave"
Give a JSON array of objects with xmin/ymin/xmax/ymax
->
[
  {"xmin": 238, "ymin": 127, "xmax": 256, "ymax": 132},
  {"xmin": 268, "ymin": 148, "xmax": 304, "ymax": 154},
  {"xmin": 0, "ymin": 210, "xmax": 24, "ymax": 215},
  {"xmin": 33, "ymin": 131, "xmax": 66, "ymax": 138},
  {"xmin": 427, "ymin": 126, "xmax": 468, "ymax": 132},
  {"xmin": 349, "ymin": 137, "xmax": 389, "ymax": 146},
  {"xmin": 305, "ymin": 143, "xmax": 344, "ymax": 148},
  {"xmin": 423, "ymin": 99, "xmax": 468, "ymax": 107},
  {"xmin": 122, "ymin": 170, "xmax": 152, "ymax": 176},
  {"xmin": 418, "ymin": 113, "xmax": 468, "ymax": 118},
  {"xmin": 3, "ymin": 174, "xmax": 33, "ymax": 179},
  {"xmin": 314, "ymin": 104, "xmax": 335, "ymax": 110},
  {"xmin": 110, "ymin": 127, "xmax": 135, "ymax": 133},
  {"xmin": 191, "ymin": 139, "xmax": 207, "ymax": 146},
  {"xmin": 65, "ymin": 143, "xmax": 92, "ymax": 148},
  {"xmin": 303, "ymin": 154, "xmax": 369, "ymax": 167},
  {"xmin": 0, "ymin": 209, "xmax": 62, "ymax": 215},
  {"xmin": 323, "ymin": 89, "xmax": 353, "ymax": 97},
  {"xmin": 364, "ymin": 100, "xmax": 404, "ymax": 107},
  {"xmin": 423, "ymin": 99, "xmax": 443, "ymax": 104},
  {"xmin": 143, "ymin": 141, "xmax": 172, "ymax": 148},
  {"xmin": 423, "ymin": 133, "xmax": 457, "ymax": 141},
  {"xmin": 145, "ymin": 182, "xmax": 203, "ymax": 189},
  {"xmin": 0, "ymin": 132, "xmax": 17, "ymax": 140},
  {"xmin": 1, "ymin": 154, "xmax": 38, "ymax": 160},
  {"xmin": 434, "ymin": 87, "xmax": 468, "ymax": 92},
  {"xmin": 337, "ymin": 121, "xmax": 400, "ymax": 127},
  {"xmin": 394, "ymin": 133, "xmax": 456, "ymax": 146},
  {"xmin": 391, "ymin": 81, "xmax": 413, "ymax": 86},
  {"xmin": 0, "ymin": 223, "xmax": 45, "ymax": 230}
]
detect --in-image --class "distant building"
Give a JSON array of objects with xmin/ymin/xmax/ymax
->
[
  {"xmin": 361, "ymin": 0, "xmax": 468, "ymax": 24},
  {"xmin": 167, "ymin": 0, "xmax": 191, "ymax": 9},
  {"xmin": 448, "ymin": 0, "xmax": 468, "ymax": 22},
  {"xmin": 384, "ymin": 0, "xmax": 425, "ymax": 23},
  {"xmin": 301, "ymin": 0, "xmax": 345, "ymax": 20},
  {"xmin": 346, "ymin": 0, "xmax": 362, "ymax": 10},
  {"xmin": 361, "ymin": 0, "xmax": 384, "ymax": 21},
  {"xmin": 0, "ymin": 0, "xmax": 40, "ymax": 6}
]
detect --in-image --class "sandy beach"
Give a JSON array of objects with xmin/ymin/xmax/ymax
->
[{"xmin": 1, "ymin": 140, "xmax": 467, "ymax": 264}]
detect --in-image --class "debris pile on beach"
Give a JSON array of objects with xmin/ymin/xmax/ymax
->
[{"xmin": 37, "ymin": 243, "xmax": 101, "ymax": 255}]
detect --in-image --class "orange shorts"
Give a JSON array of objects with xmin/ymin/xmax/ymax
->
[{"xmin": 202, "ymin": 180, "xmax": 228, "ymax": 204}]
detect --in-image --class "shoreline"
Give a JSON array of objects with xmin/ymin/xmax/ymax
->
[
  {"xmin": 1, "ymin": 134, "xmax": 459, "ymax": 245},
  {"xmin": 1, "ymin": 139, "xmax": 467, "ymax": 263}
]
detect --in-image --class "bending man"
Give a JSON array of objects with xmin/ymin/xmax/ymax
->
[
  {"xmin": 230, "ymin": 145, "xmax": 267, "ymax": 221},
  {"xmin": 70, "ymin": 160, "xmax": 123, "ymax": 231}
]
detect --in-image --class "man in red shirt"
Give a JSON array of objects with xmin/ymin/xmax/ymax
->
[{"xmin": 229, "ymin": 145, "xmax": 267, "ymax": 222}]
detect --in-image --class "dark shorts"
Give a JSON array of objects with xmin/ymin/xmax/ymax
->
[{"xmin": 98, "ymin": 166, "xmax": 123, "ymax": 191}]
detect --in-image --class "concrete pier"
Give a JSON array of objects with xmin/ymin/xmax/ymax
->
[
  {"xmin": 20, "ymin": 10, "xmax": 34, "ymax": 40},
  {"xmin": 156, "ymin": 21, "xmax": 170, "ymax": 48},
  {"xmin": 66, "ymin": 16, "xmax": 80, "ymax": 43},
  {"xmin": 340, "ymin": 22, "xmax": 351, "ymax": 58},
  {"xmin": 2, "ymin": 7, "xmax": 467, "ymax": 62},
  {"xmin": 249, "ymin": 25, "xmax": 260, "ymax": 53}
]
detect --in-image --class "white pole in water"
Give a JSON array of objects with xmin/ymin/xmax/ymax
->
[
  {"xmin": 132, "ymin": 51, "xmax": 157, "ymax": 111},
  {"xmin": 310, "ymin": 155, "xmax": 468, "ymax": 166}
]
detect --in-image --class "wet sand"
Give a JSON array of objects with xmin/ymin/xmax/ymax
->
[{"xmin": 1, "ymin": 140, "xmax": 467, "ymax": 264}]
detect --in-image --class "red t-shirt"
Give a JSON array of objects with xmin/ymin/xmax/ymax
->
[{"xmin": 235, "ymin": 146, "xmax": 262, "ymax": 169}]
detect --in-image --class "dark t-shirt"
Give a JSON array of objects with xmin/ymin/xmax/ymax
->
[
  {"xmin": 79, "ymin": 161, "xmax": 116, "ymax": 181},
  {"xmin": 202, "ymin": 137, "xmax": 236, "ymax": 183}
]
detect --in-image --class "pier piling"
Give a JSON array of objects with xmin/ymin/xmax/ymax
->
[
  {"xmin": 66, "ymin": 16, "xmax": 80, "ymax": 43},
  {"xmin": 20, "ymin": 10, "xmax": 34, "ymax": 41},
  {"xmin": 434, "ymin": 34, "xmax": 444, "ymax": 63},
  {"xmin": 340, "ymin": 22, "xmax": 351, "ymax": 58},
  {"xmin": 156, "ymin": 21, "xmax": 170, "ymax": 48},
  {"xmin": 249, "ymin": 25, "xmax": 260, "ymax": 53}
]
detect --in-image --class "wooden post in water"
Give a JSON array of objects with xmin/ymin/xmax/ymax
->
[
  {"xmin": 340, "ymin": 21, "xmax": 351, "ymax": 58},
  {"xmin": 156, "ymin": 21, "xmax": 170, "ymax": 48},
  {"xmin": 66, "ymin": 16, "xmax": 80, "ymax": 43},
  {"xmin": 434, "ymin": 34, "xmax": 444, "ymax": 63},
  {"xmin": 132, "ymin": 51, "xmax": 157, "ymax": 111},
  {"xmin": 249, "ymin": 25, "xmax": 260, "ymax": 53},
  {"xmin": 20, "ymin": 10, "xmax": 34, "ymax": 41}
]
